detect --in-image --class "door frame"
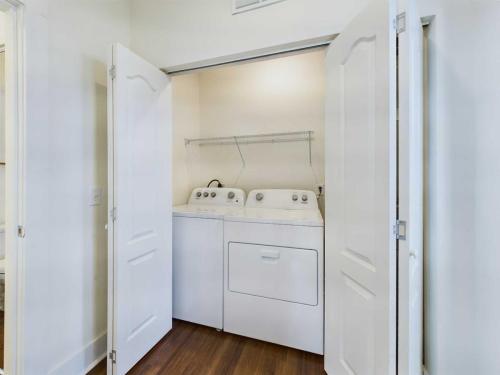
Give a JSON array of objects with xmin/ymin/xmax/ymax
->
[
  {"xmin": 396, "ymin": 0, "xmax": 433, "ymax": 373},
  {"xmin": 1, "ymin": 0, "xmax": 25, "ymax": 374},
  {"xmin": 106, "ymin": 44, "xmax": 115, "ymax": 375}
]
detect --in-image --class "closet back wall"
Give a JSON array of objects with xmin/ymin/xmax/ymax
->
[{"xmin": 172, "ymin": 49, "xmax": 326, "ymax": 205}]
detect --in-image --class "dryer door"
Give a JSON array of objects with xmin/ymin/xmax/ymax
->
[{"xmin": 228, "ymin": 242, "xmax": 318, "ymax": 306}]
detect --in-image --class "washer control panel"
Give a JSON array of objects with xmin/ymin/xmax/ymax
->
[
  {"xmin": 246, "ymin": 189, "xmax": 318, "ymax": 210},
  {"xmin": 189, "ymin": 187, "xmax": 246, "ymax": 206}
]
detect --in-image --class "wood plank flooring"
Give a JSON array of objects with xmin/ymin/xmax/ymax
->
[
  {"xmin": 88, "ymin": 319, "xmax": 325, "ymax": 375},
  {"xmin": 0, "ymin": 311, "xmax": 3, "ymax": 369}
]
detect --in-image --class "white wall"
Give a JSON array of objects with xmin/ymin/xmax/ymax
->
[
  {"xmin": 420, "ymin": 1, "xmax": 500, "ymax": 374},
  {"xmin": 0, "ymin": 45, "xmax": 4, "ymax": 261},
  {"xmin": 172, "ymin": 50, "xmax": 326, "ymax": 203},
  {"xmin": 19, "ymin": 0, "xmax": 131, "ymax": 374},
  {"xmin": 130, "ymin": 0, "xmax": 369, "ymax": 68},
  {"xmin": 0, "ymin": 31, "xmax": 4, "ymax": 229},
  {"xmin": 0, "ymin": 11, "xmax": 4, "ymax": 46},
  {"xmin": 172, "ymin": 73, "xmax": 200, "ymax": 205}
]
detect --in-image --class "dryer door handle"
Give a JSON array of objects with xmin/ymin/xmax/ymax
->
[{"xmin": 261, "ymin": 250, "xmax": 280, "ymax": 260}]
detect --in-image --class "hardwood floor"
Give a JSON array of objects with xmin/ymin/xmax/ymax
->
[
  {"xmin": 0, "ymin": 311, "xmax": 3, "ymax": 369},
  {"xmin": 88, "ymin": 319, "xmax": 325, "ymax": 375}
]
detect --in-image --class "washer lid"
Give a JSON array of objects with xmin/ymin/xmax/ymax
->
[{"xmin": 224, "ymin": 207, "xmax": 324, "ymax": 227}]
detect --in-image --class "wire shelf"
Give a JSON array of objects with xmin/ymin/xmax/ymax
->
[
  {"xmin": 185, "ymin": 130, "xmax": 313, "ymax": 147},
  {"xmin": 185, "ymin": 130, "xmax": 314, "ymax": 166}
]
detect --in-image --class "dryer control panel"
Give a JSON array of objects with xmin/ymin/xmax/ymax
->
[
  {"xmin": 246, "ymin": 189, "xmax": 318, "ymax": 210},
  {"xmin": 188, "ymin": 188, "xmax": 246, "ymax": 206}
]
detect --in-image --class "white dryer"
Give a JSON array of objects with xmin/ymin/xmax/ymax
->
[
  {"xmin": 173, "ymin": 187, "xmax": 245, "ymax": 329},
  {"xmin": 223, "ymin": 189, "xmax": 324, "ymax": 354}
]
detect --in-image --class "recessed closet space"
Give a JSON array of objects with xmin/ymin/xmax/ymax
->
[
  {"xmin": 171, "ymin": 48, "xmax": 327, "ymax": 207},
  {"xmin": 168, "ymin": 46, "xmax": 328, "ymax": 362}
]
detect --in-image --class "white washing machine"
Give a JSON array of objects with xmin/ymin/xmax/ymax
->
[
  {"xmin": 173, "ymin": 187, "xmax": 245, "ymax": 329},
  {"xmin": 223, "ymin": 189, "xmax": 324, "ymax": 354}
]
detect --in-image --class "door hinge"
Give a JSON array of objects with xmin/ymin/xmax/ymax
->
[
  {"xmin": 110, "ymin": 207, "xmax": 117, "ymax": 222},
  {"xmin": 393, "ymin": 220, "xmax": 407, "ymax": 241},
  {"xmin": 109, "ymin": 65, "xmax": 116, "ymax": 80},
  {"xmin": 17, "ymin": 225, "xmax": 25, "ymax": 238},
  {"xmin": 394, "ymin": 12, "xmax": 406, "ymax": 34},
  {"xmin": 109, "ymin": 350, "xmax": 117, "ymax": 364}
]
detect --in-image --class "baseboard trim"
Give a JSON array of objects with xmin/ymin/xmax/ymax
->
[
  {"xmin": 48, "ymin": 331, "xmax": 107, "ymax": 375},
  {"xmin": 84, "ymin": 351, "xmax": 107, "ymax": 374}
]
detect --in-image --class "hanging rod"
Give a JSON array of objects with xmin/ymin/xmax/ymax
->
[{"xmin": 185, "ymin": 130, "xmax": 314, "ymax": 147}]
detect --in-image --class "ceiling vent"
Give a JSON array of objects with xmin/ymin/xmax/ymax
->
[{"xmin": 233, "ymin": 0, "xmax": 287, "ymax": 14}]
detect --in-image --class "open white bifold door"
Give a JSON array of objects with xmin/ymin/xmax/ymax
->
[
  {"xmin": 324, "ymin": 0, "xmax": 397, "ymax": 374},
  {"xmin": 107, "ymin": 44, "xmax": 172, "ymax": 375}
]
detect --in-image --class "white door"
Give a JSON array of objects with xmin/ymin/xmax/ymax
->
[
  {"xmin": 324, "ymin": 0, "xmax": 397, "ymax": 374},
  {"xmin": 107, "ymin": 43, "xmax": 172, "ymax": 375}
]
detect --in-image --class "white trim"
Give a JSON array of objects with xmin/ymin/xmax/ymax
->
[
  {"xmin": 165, "ymin": 35, "xmax": 335, "ymax": 75},
  {"xmin": 106, "ymin": 44, "xmax": 116, "ymax": 375},
  {"xmin": 85, "ymin": 352, "xmax": 107, "ymax": 375},
  {"xmin": 47, "ymin": 332, "xmax": 107, "ymax": 375},
  {"xmin": 2, "ymin": 1, "xmax": 25, "ymax": 374},
  {"xmin": 406, "ymin": 4, "xmax": 425, "ymax": 374},
  {"xmin": 388, "ymin": 0, "xmax": 399, "ymax": 371},
  {"xmin": 232, "ymin": 0, "xmax": 287, "ymax": 15},
  {"xmin": 396, "ymin": 2, "xmax": 432, "ymax": 375}
]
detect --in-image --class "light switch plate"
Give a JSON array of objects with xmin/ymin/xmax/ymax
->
[{"xmin": 89, "ymin": 187, "xmax": 103, "ymax": 206}]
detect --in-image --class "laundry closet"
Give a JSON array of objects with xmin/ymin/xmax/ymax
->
[{"xmin": 169, "ymin": 48, "xmax": 327, "ymax": 354}]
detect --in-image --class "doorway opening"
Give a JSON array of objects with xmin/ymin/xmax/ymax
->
[
  {"xmin": 105, "ymin": 2, "xmax": 401, "ymax": 373},
  {"xmin": 104, "ymin": 43, "xmax": 328, "ymax": 375}
]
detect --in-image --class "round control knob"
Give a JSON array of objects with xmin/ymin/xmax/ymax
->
[
  {"xmin": 256, "ymin": 193, "xmax": 264, "ymax": 202},
  {"xmin": 203, "ymin": 192, "xmax": 209, "ymax": 198},
  {"xmin": 211, "ymin": 192, "xmax": 217, "ymax": 198},
  {"xmin": 228, "ymin": 191, "xmax": 235, "ymax": 199},
  {"xmin": 292, "ymin": 194, "xmax": 298, "ymax": 202},
  {"xmin": 302, "ymin": 194, "xmax": 308, "ymax": 202},
  {"xmin": 196, "ymin": 191, "xmax": 202, "ymax": 198}
]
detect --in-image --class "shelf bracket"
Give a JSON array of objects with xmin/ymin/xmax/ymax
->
[
  {"xmin": 308, "ymin": 131, "xmax": 313, "ymax": 166},
  {"xmin": 234, "ymin": 136, "xmax": 246, "ymax": 167}
]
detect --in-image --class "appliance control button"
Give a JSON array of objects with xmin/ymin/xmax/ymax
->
[
  {"xmin": 228, "ymin": 191, "xmax": 235, "ymax": 199},
  {"xmin": 196, "ymin": 191, "xmax": 202, "ymax": 198},
  {"xmin": 211, "ymin": 192, "xmax": 217, "ymax": 198},
  {"xmin": 302, "ymin": 194, "xmax": 308, "ymax": 202},
  {"xmin": 203, "ymin": 192, "xmax": 209, "ymax": 198},
  {"xmin": 256, "ymin": 193, "xmax": 264, "ymax": 201},
  {"xmin": 292, "ymin": 194, "xmax": 298, "ymax": 201}
]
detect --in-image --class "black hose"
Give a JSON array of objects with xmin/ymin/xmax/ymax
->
[{"xmin": 207, "ymin": 179, "xmax": 224, "ymax": 188}]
